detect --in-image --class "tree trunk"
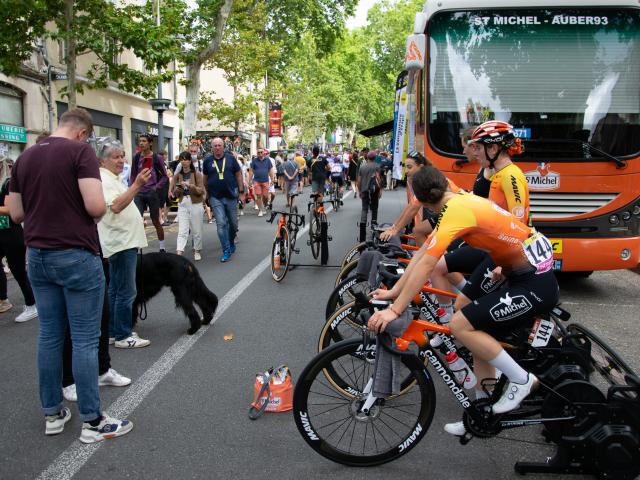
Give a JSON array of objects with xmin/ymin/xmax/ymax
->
[
  {"xmin": 64, "ymin": 0, "xmax": 77, "ymax": 109},
  {"xmin": 182, "ymin": 62, "xmax": 202, "ymax": 142},
  {"xmin": 233, "ymin": 84, "xmax": 239, "ymax": 135},
  {"xmin": 181, "ymin": 0, "xmax": 234, "ymax": 142}
]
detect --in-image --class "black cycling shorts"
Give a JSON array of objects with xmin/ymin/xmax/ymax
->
[
  {"xmin": 461, "ymin": 268, "xmax": 559, "ymax": 336},
  {"xmin": 444, "ymin": 245, "xmax": 487, "ymax": 275},
  {"xmin": 331, "ymin": 174, "xmax": 344, "ymax": 187},
  {"xmin": 460, "ymin": 254, "xmax": 505, "ymax": 299}
]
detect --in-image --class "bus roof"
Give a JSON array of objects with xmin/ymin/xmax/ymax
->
[{"xmin": 423, "ymin": 0, "xmax": 639, "ymax": 23}]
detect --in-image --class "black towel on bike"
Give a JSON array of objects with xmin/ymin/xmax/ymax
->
[
  {"xmin": 355, "ymin": 250, "xmax": 384, "ymax": 286},
  {"xmin": 372, "ymin": 308, "xmax": 413, "ymax": 397}
]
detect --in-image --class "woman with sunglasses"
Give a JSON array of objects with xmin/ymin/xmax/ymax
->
[{"xmin": 379, "ymin": 150, "xmax": 461, "ymax": 246}]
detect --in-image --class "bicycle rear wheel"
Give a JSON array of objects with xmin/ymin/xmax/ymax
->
[
  {"xmin": 340, "ymin": 242, "xmax": 366, "ymax": 269},
  {"xmin": 309, "ymin": 213, "xmax": 320, "ymax": 259},
  {"xmin": 334, "ymin": 258, "xmax": 359, "ymax": 288},
  {"xmin": 325, "ymin": 276, "xmax": 371, "ymax": 320},
  {"xmin": 270, "ymin": 225, "xmax": 291, "ymax": 282},
  {"xmin": 293, "ymin": 338, "xmax": 435, "ymax": 466},
  {"xmin": 320, "ymin": 217, "xmax": 329, "ymax": 265}
]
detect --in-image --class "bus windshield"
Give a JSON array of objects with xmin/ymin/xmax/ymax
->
[{"xmin": 428, "ymin": 8, "xmax": 640, "ymax": 160}]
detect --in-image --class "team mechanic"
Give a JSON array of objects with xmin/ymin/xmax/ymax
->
[
  {"xmin": 367, "ymin": 166, "xmax": 558, "ymax": 435},
  {"xmin": 430, "ymin": 121, "xmax": 530, "ymax": 323}
]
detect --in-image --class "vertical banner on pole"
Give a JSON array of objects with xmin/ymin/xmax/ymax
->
[
  {"xmin": 392, "ymin": 71, "xmax": 408, "ymax": 181},
  {"xmin": 269, "ymin": 103, "xmax": 282, "ymax": 137}
]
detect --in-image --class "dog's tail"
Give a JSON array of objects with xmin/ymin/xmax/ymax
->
[{"xmin": 191, "ymin": 267, "xmax": 219, "ymax": 323}]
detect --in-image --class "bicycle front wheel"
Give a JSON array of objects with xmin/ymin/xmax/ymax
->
[
  {"xmin": 270, "ymin": 225, "xmax": 291, "ymax": 282},
  {"xmin": 293, "ymin": 339, "xmax": 436, "ymax": 466}
]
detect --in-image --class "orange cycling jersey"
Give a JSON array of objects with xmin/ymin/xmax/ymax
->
[
  {"xmin": 426, "ymin": 193, "xmax": 534, "ymax": 269},
  {"xmin": 489, "ymin": 163, "xmax": 529, "ymax": 223}
]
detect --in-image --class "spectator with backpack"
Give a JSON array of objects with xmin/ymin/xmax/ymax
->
[
  {"xmin": 357, "ymin": 151, "xmax": 382, "ymax": 241},
  {"xmin": 129, "ymin": 134, "xmax": 168, "ymax": 252}
]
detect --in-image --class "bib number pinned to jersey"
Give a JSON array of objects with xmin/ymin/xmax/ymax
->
[{"xmin": 522, "ymin": 232, "xmax": 553, "ymax": 274}]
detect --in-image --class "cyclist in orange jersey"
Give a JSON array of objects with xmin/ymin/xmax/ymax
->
[
  {"xmin": 430, "ymin": 121, "xmax": 529, "ymax": 323},
  {"xmin": 379, "ymin": 151, "xmax": 461, "ymax": 246},
  {"xmin": 368, "ymin": 166, "xmax": 558, "ymax": 430}
]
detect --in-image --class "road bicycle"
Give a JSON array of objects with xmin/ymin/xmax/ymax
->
[
  {"xmin": 328, "ymin": 177, "xmax": 343, "ymax": 212},
  {"xmin": 293, "ymin": 301, "xmax": 640, "ymax": 479},
  {"xmin": 340, "ymin": 225, "xmax": 418, "ymax": 269},
  {"xmin": 308, "ymin": 193, "xmax": 333, "ymax": 266},
  {"xmin": 266, "ymin": 199, "xmax": 305, "ymax": 282}
]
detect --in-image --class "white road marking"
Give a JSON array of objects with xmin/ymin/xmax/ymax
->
[
  {"xmin": 36, "ymin": 191, "xmax": 350, "ymax": 480},
  {"xmin": 561, "ymin": 301, "xmax": 638, "ymax": 308}
]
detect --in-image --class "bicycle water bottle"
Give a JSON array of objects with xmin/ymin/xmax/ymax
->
[
  {"xmin": 429, "ymin": 308, "xmax": 448, "ymax": 348},
  {"xmin": 446, "ymin": 351, "xmax": 477, "ymax": 389},
  {"xmin": 273, "ymin": 254, "xmax": 281, "ymax": 271}
]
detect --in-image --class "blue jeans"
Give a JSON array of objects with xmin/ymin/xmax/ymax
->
[
  {"xmin": 28, "ymin": 248, "xmax": 104, "ymax": 421},
  {"xmin": 108, "ymin": 248, "xmax": 138, "ymax": 341},
  {"xmin": 210, "ymin": 196, "xmax": 238, "ymax": 252}
]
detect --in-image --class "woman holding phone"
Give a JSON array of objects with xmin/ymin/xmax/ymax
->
[{"xmin": 172, "ymin": 151, "xmax": 205, "ymax": 260}]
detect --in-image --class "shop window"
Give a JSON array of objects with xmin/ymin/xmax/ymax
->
[{"xmin": 0, "ymin": 85, "xmax": 24, "ymax": 126}]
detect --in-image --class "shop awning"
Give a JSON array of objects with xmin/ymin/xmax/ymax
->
[{"xmin": 358, "ymin": 120, "xmax": 394, "ymax": 138}]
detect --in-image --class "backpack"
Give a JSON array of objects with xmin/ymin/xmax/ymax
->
[{"xmin": 368, "ymin": 171, "xmax": 380, "ymax": 196}]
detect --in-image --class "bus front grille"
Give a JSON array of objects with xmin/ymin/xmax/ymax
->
[{"xmin": 531, "ymin": 193, "xmax": 619, "ymax": 219}]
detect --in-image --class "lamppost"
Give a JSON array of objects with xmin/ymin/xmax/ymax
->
[{"xmin": 149, "ymin": 0, "xmax": 171, "ymax": 157}]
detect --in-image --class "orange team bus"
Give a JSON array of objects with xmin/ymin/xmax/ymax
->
[{"xmin": 411, "ymin": 0, "xmax": 640, "ymax": 275}]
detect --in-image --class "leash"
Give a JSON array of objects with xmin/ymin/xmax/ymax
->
[{"xmin": 137, "ymin": 248, "xmax": 148, "ymax": 321}]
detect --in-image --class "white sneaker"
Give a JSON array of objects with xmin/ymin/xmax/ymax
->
[
  {"xmin": 99, "ymin": 368, "xmax": 131, "ymax": 387},
  {"xmin": 444, "ymin": 420, "xmax": 466, "ymax": 436},
  {"xmin": 109, "ymin": 337, "xmax": 115, "ymax": 345},
  {"xmin": 62, "ymin": 384, "xmax": 77, "ymax": 402},
  {"xmin": 114, "ymin": 335, "xmax": 150, "ymax": 349},
  {"xmin": 492, "ymin": 373, "xmax": 538, "ymax": 414},
  {"xmin": 79, "ymin": 415, "xmax": 133, "ymax": 444},
  {"xmin": 239, "ymin": 210, "xmax": 244, "ymax": 216},
  {"xmin": 15, "ymin": 304, "xmax": 38, "ymax": 323},
  {"xmin": 258, "ymin": 210, "xmax": 264, "ymax": 217},
  {"xmin": 194, "ymin": 252, "xmax": 202, "ymax": 261},
  {"xmin": 45, "ymin": 407, "xmax": 72, "ymax": 435},
  {"xmin": 254, "ymin": 204, "xmax": 259, "ymax": 210}
]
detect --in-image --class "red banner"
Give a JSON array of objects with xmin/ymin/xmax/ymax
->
[{"xmin": 269, "ymin": 103, "xmax": 282, "ymax": 137}]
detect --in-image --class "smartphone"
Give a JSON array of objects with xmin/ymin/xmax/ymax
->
[{"xmin": 142, "ymin": 156, "xmax": 153, "ymax": 171}]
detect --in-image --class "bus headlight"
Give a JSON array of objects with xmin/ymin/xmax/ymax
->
[
  {"xmin": 622, "ymin": 211, "xmax": 632, "ymax": 221},
  {"xmin": 620, "ymin": 249, "xmax": 631, "ymax": 260},
  {"xmin": 609, "ymin": 214, "xmax": 620, "ymax": 225},
  {"xmin": 634, "ymin": 204, "xmax": 640, "ymax": 216}
]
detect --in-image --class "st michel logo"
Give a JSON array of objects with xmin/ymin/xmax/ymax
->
[{"xmin": 525, "ymin": 163, "xmax": 560, "ymax": 191}]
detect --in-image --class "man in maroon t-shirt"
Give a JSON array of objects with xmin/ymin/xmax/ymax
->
[{"xmin": 8, "ymin": 108, "xmax": 133, "ymax": 443}]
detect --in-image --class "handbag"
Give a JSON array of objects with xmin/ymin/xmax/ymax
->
[{"xmin": 248, "ymin": 365, "xmax": 294, "ymax": 420}]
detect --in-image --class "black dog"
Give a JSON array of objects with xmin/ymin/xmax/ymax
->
[{"xmin": 133, "ymin": 252, "xmax": 219, "ymax": 334}]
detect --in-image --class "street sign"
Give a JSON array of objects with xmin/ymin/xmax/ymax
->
[
  {"xmin": 52, "ymin": 73, "xmax": 68, "ymax": 81},
  {"xmin": 0, "ymin": 124, "xmax": 27, "ymax": 143}
]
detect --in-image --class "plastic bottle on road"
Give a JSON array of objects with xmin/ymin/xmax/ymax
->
[{"xmin": 446, "ymin": 351, "xmax": 477, "ymax": 389}]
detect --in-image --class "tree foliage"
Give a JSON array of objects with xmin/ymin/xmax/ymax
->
[
  {"xmin": 0, "ymin": 0, "xmax": 184, "ymax": 102},
  {"xmin": 281, "ymin": 0, "xmax": 421, "ymax": 146}
]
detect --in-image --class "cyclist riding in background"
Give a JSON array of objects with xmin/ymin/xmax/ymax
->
[
  {"xmin": 329, "ymin": 154, "xmax": 345, "ymax": 198},
  {"xmin": 430, "ymin": 121, "xmax": 530, "ymax": 323},
  {"xmin": 309, "ymin": 146, "xmax": 329, "ymax": 201},
  {"xmin": 368, "ymin": 166, "xmax": 558, "ymax": 435}
]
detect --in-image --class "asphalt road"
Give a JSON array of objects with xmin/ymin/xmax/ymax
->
[{"xmin": 0, "ymin": 186, "xmax": 638, "ymax": 480}]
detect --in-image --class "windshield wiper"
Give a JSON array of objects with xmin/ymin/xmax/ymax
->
[{"xmin": 524, "ymin": 138, "xmax": 627, "ymax": 169}]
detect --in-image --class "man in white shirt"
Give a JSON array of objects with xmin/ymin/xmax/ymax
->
[{"xmin": 97, "ymin": 138, "xmax": 151, "ymax": 349}]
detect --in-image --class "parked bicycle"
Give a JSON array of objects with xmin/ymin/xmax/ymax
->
[
  {"xmin": 266, "ymin": 200, "xmax": 305, "ymax": 282},
  {"xmin": 307, "ymin": 193, "xmax": 333, "ymax": 265}
]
